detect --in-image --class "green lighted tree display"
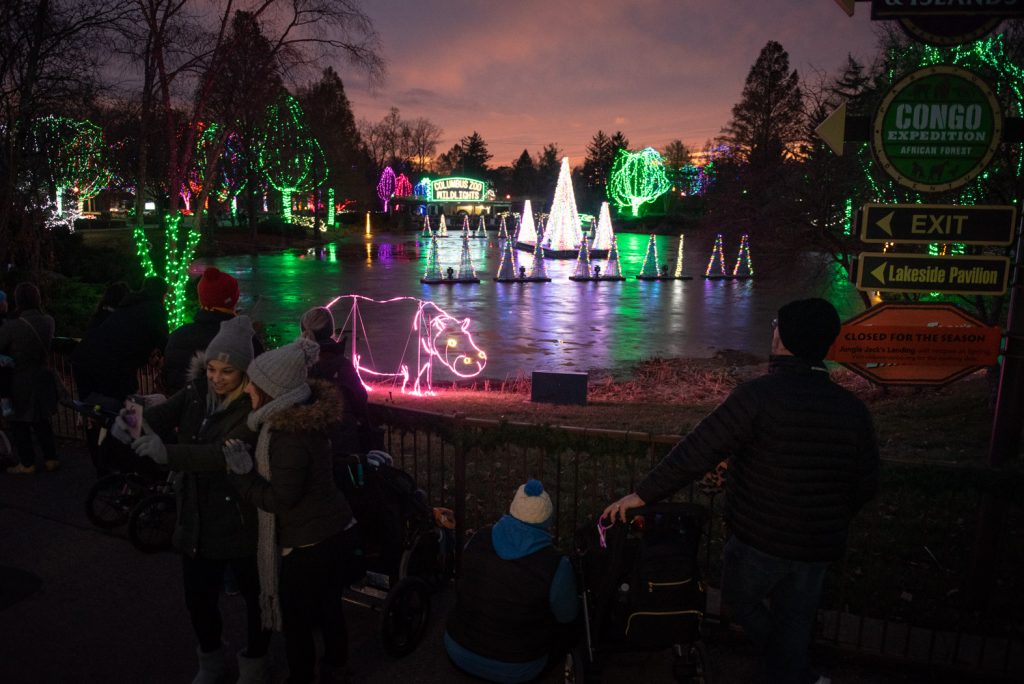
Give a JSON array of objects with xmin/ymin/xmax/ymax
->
[
  {"xmin": 607, "ymin": 147, "xmax": 671, "ymax": 216},
  {"xmin": 257, "ymin": 93, "xmax": 328, "ymax": 223},
  {"xmin": 36, "ymin": 116, "xmax": 111, "ymax": 216}
]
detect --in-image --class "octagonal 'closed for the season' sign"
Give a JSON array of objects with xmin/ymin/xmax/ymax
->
[{"xmin": 827, "ymin": 303, "xmax": 1002, "ymax": 386}]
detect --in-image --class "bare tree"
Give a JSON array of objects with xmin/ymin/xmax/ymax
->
[{"xmin": 404, "ymin": 117, "xmax": 442, "ymax": 173}]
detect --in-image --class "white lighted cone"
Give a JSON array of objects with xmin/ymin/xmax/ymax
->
[
  {"xmin": 639, "ymin": 234, "xmax": 660, "ymax": 277},
  {"xmin": 423, "ymin": 236, "xmax": 442, "ymax": 279},
  {"xmin": 592, "ymin": 202, "xmax": 615, "ymax": 251},
  {"xmin": 518, "ymin": 199, "xmax": 537, "ymax": 244},
  {"xmin": 545, "ymin": 157, "xmax": 583, "ymax": 252},
  {"xmin": 498, "ymin": 215, "xmax": 510, "ymax": 241},
  {"xmin": 457, "ymin": 233, "xmax": 477, "ymax": 279},
  {"xmin": 495, "ymin": 237, "xmax": 518, "ymax": 279},
  {"xmin": 421, "ymin": 215, "xmax": 433, "ymax": 237},
  {"xmin": 461, "ymin": 215, "xmax": 471, "ymax": 235},
  {"xmin": 438, "ymin": 214, "xmax": 448, "ymax": 237},
  {"xmin": 477, "ymin": 214, "xmax": 487, "ymax": 238},
  {"xmin": 529, "ymin": 239, "xmax": 548, "ymax": 279},
  {"xmin": 573, "ymin": 235, "xmax": 593, "ymax": 278},
  {"xmin": 604, "ymin": 236, "xmax": 623, "ymax": 278},
  {"xmin": 673, "ymin": 234, "xmax": 685, "ymax": 278}
]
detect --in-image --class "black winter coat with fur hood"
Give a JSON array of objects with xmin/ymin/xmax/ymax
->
[{"xmin": 229, "ymin": 380, "xmax": 353, "ymax": 549}]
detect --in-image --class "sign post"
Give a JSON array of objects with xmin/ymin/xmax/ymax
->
[
  {"xmin": 873, "ymin": 65, "xmax": 1002, "ymax": 193},
  {"xmin": 856, "ymin": 252, "xmax": 1010, "ymax": 296},
  {"xmin": 827, "ymin": 304, "xmax": 1002, "ymax": 386},
  {"xmin": 860, "ymin": 204, "xmax": 1016, "ymax": 245}
]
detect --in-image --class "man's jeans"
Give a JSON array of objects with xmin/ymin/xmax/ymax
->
[{"xmin": 722, "ymin": 536, "xmax": 828, "ymax": 684}]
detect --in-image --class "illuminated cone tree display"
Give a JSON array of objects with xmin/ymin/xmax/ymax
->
[
  {"xmin": 421, "ymin": 215, "xmax": 433, "ymax": 237},
  {"xmin": 571, "ymin": 235, "xmax": 593, "ymax": 279},
  {"xmin": 498, "ymin": 215, "xmax": 510, "ymax": 240},
  {"xmin": 544, "ymin": 157, "xmax": 583, "ymax": 252},
  {"xmin": 637, "ymin": 234, "xmax": 661, "ymax": 278},
  {"xmin": 474, "ymin": 214, "xmax": 487, "ymax": 238},
  {"xmin": 603, "ymin": 236, "xmax": 625, "ymax": 280},
  {"xmin": 517, "ymin": 199, "xmax": 537, "ymax": 244},
  {"xmin": 422, "ymin": 235, "xmax": 443, "ymax": 282},
  {"xmin": 529, "ymin": 240, "xmax": 550, "ymax": 280},
  {"xmin": 705, "ymin": 233, "xmax": 729, "ymax": 278},
  {"xmin": 592, "ymin": 202, "xmax": 615, "ymax": 251},
  {"xmin": 608, "ymin": 147, "xmax": 670, "ymax": 216},
  {"xmin": 258, "ymin": 94, "xmax": 328, "ymax": 223},
  {"xmin": 438, "ymin": 213, "xmax": 448, "ymax": 237},
  {"xmin": 732, "ymin": 233, "xmax": 754, "ymax": 278},
  {"xmin": 457, "ymin": 233, "xmax": 479, "ymax": 281},
  {"xmin": 494, "ymin": 236, "xmax": 519, "ymax": 280},
  {"xmin": 673, "ymin": 235, "xmax": 692, "ymax": 280}
]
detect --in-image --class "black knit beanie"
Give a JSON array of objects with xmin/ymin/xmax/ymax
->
[{"xmin": 777, "ymin": 298, "xmax": 841, "ymax": 363}]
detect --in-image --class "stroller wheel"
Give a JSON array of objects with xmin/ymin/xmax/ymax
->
[
  {"xmin": 86, "ymin": 474, "xmax": 148, "ymax": 529},
  {"xmin": 563, "ymin": 644, "xmax": 591, "ymax": 683},
  {"xmin": 380, "ymin": 577, "xmax": 430, "ymax": 657},
  {"xmin": 128, "ymin": 493, "xmax": 176, "ymax": 553},
  {"xmin": 672, "ymin": 640, "xmax": 713, "ymax": 684}
]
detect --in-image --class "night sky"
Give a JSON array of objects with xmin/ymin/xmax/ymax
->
[{"xmin": 342, "ymin": 0, "xmax": 882, "ymax": 165}]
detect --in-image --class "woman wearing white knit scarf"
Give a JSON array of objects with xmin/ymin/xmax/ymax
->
[{"xmin": 225, "ymin": 337, "xmax": 354, "ymax": 684}]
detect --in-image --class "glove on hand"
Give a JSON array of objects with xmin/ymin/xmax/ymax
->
[
  {"xmin": 223, "ymin": 439, "xmax": 253, "ymax": 475},
  {"xmin": 132, "ymin": 433, "xmax": 167, "ymax": 464},
  {"xmin": 110, "ymin": 409, "xmax": 136, "ymax": 445}
]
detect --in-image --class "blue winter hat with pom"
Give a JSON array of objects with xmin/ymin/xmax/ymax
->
[{"xmin": 510, "ymin": 479, "xmax": 553, "ymax": 525}]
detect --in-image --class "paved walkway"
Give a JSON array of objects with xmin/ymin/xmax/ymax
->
[{"xmin": 0, "ymin": 441, "xmax": 967, "ymax": 683}]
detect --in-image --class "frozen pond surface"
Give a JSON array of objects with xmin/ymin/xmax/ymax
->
[{"xmin": 197, "ymin": 230, "xmax": 862, "ymax": 382}]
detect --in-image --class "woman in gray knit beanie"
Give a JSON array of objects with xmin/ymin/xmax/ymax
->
[{"xmin": 225, "ymin": 337, "xmax": 354, "ymax": 683}]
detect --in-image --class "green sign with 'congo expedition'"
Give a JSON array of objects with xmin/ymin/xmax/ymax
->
[{"xmin": 874, "ymin": 65, "xmax": 1002, "ymax": 193}]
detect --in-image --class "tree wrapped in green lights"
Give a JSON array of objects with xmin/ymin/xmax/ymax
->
[
  {"xmin": 257, "ymin": 93, "xmax": 328, "ymax": 223},
  {"xmin": 607, "ymin": 147, "xmax": 670, "ymax": 216},
  {"xmin": 35, "ymin": 116, "xmax": 111, "ymax": 217}
]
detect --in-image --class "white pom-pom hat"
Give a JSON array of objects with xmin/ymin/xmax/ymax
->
[{"xmin": 510, "ymin": 479, "xmax": 553, "ymax": 525}]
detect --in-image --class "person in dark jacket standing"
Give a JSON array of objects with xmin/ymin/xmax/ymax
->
[
  {"xmin": 445, "ymin": 479, "xmax": 578, "ymax": 683},
  {"xmin": 299, "ymin": 306, "xmax": 375, "ymax": 454},
  {"xmin": 164, "ymin": 266, "xmax": 263, "ymax": 396},
  {"xmin": 117, "ymin": 315, "xmax": 269, "ymax": 684},
  {"xmin": 224, "ymin": 337, "xmax": 354, "ymax": 684},
  {"xmin": 0, "ymin": 283, "xmax": 58, "ymax": 473},
  {"xmin": 71, "ymin": 276, "xmax": 168, "ymax": 402},
  {"xmin": 85, "ymin": 281, "xmax": 130, "ymax": 332},
  {"xmin": 603, "ymin": 298, "xmax": 879, "ymax": 684}
]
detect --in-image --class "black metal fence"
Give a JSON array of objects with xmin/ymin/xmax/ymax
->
[
  {"xmin": 367, "ymin": 402, "xmax": 1024, "ymax": 679},
  {"xmin": 44, "ymin": 345, "xmax": 1022, "ymax": 678}
]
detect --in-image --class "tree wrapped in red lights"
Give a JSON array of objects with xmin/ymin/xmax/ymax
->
[
  {"xmin": 394, "ymin": 173, "xmax": 412, "ymax": 197},
  {"xmin": 257, "ymin": 93, "xmax": 328, "ymax": 223}
]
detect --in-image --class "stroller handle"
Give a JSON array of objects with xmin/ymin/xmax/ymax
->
[{"xmin": 622, "ymin": 501, "xmax": 709, "ymax": 527}]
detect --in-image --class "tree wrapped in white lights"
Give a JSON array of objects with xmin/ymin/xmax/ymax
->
[
  {"xmin": 592, "ymin": 201, "xmax": 615, "ymax": 251},
  {"xmin": 517, "ymin": 199, "xmax": 537, "ymax": 244},
  {"xmin": 544, "ymin": 157, "xmax": 583, "ymax": 252},
  {"xmin": 608, "ymin": 147, "xmax": 670, "ymax": 216}
]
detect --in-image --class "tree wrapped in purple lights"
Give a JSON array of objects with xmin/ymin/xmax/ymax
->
[{"xmin": 377, "ymin": 166, "xmax": 396, "ymax": 210}]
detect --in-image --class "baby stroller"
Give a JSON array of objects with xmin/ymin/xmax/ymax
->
[
  {"xmin": 568, "ymin": 502, "xmax": 713, "ymax": 683},
  {"xmin": 337, "ymin": 451, "xmax": 456, "ymax": 657},
  {"xmin": 65, "ymin": 396, "xmax": 177, "ymax": 553}
]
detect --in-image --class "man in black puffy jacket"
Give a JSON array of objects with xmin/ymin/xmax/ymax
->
[{"xmin": 604, "ymin": 298, "xmax": 878, "ymax": 684}]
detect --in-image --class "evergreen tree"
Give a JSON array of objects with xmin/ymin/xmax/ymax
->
[
  {"xmin": 609, "ymin": 131, "xmax": 630, "ymax": 155},
  {"xmin": 510, "ymin": 149, "xmax": 536, "ymax": 196},
  {"xmin": 662, "ymin": 139, "xmax": 691, "ymax": 189},
  {"xmin": 298, "ymin": 66, "xmax": 372, "ymax": 206},
  {"xmin": 456, "ymin": 131, "xmax": 492, "ymax": 176},
  {"xmin": 580, "ymin": 130, "xmax": 615, "ymax": 204},
  {"xmin": 535, "ymin": 143, "xmax": 562, "ymax": 197},
  {"xmin": 720, "ymin": 40, "xmax": 803, "ymax": 169}
]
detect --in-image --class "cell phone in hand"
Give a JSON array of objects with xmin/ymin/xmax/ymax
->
[{"xmin": 124, "ymin": 396, "xmax": 144, "ymax": 440}]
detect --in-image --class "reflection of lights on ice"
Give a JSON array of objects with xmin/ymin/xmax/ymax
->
[{"xmin": 327, "ymin": 294, "xmax": 487, "ymax": 396}]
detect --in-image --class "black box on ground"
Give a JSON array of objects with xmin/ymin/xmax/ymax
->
[{"xmin": 531, "ymin": 371, "xmax": 588, "ymax": 406}]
